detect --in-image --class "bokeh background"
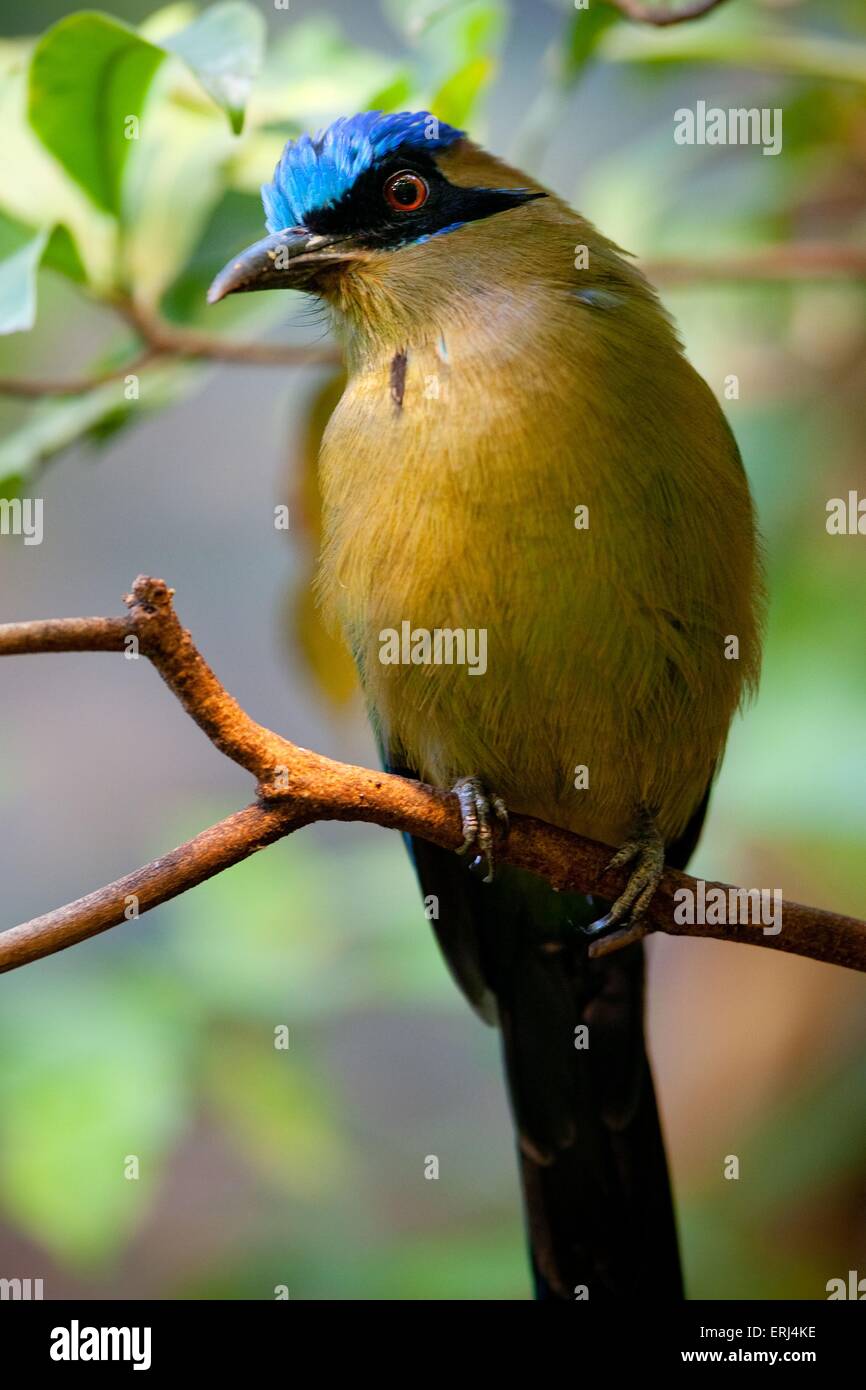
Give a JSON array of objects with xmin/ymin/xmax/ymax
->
[{"xmin": 0, "ymin": 0, "xmax": 864, "ymax": 1299}]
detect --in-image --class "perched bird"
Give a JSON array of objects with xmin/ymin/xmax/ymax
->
[{"xmin": 209, "ymin": 111, "xmax": 763, "ymax": 1300}]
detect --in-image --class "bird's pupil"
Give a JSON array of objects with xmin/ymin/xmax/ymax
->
[{"xmin": 392, "ymin": 178, "xmax": 417, "ymax": 205}]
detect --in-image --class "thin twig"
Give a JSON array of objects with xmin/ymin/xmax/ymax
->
[
  {"xmin": 1, "ymin": 576, "xmax": 864, "ymax": 976},
  {"xmin": 0, "ymin": 298, "xmax": 340, "ymax": 398},
  {"xmin": 1, "ymin": 243, "xmax": 864, "ymax": 397},
  {"xmin": 0, "ymin": 349, "xmax": 157, "ymax": 399},
  {"xmin": 119, "ymin": 299, "xmax": 341, "ymax": 368},
  {"xmin": 645, "ymin": 245, "xmax": 866, "ymax": 283},
  {"xmin": 0, "ymin": 804, "xmax": 308, "ymax": 973},
  {"xmin": 607, "ymin": 0, "xmax": 731, "ymax": 26}
]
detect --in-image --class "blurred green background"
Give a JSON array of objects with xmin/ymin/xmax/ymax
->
[{"xmin": 0, "ymin": 0, "xmax": 864, "ymax": 1300}]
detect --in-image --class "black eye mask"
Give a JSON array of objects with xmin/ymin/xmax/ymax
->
[{"xmin": 303, "ymin": 143, "xmax": 546, "ymax": 249}]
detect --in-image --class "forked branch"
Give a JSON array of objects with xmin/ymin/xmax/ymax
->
[{"xmin": 1, "ymin": 577, "xmax": 863, "ymax": 976}]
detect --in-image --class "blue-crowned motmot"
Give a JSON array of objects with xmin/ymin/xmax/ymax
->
[{"xmin": 210, "ymin": 111, "xmax": 763, "ymax": 1300}]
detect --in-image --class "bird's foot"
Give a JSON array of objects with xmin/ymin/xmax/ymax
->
[
  {"xmin": 452, "ymin": 775, "xmax": 509, "ymax": 883},
  {"xmin": 582, "ymin": 805, "xmax": 665, "ymax": 956}
]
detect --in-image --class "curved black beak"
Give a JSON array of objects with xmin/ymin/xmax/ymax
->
[{"xmin": 207, "ymin": 227, "xmax": 341, "ymax": 303}]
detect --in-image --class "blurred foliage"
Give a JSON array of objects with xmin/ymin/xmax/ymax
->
[
  {"xmin": 0, "ymin": 827, "xmax": 476, "ymax": 1277},
  {"xmin": 0, "ymin": 0, "xmax": 865, "ymax": 1300},
  {"xmin": 283, "ymin": 368, "xmax": 358, "ymax": 708},
  {"xmin": 0, "ymin": 0, "xmax": 862, "ymax": 484}
]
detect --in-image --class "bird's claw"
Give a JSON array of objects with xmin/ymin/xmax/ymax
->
[
  {"xmin": 452, "ymin": 776, "xmax": 509, "ymax": 883},
  {"xmin": 581, "ymin": 806, "xmax": 664, "ymax": 956}
]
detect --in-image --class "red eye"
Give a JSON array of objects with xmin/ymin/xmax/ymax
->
[{"xmin": 383, "ymin": 170, "xmax": 429, "ymax": 212}]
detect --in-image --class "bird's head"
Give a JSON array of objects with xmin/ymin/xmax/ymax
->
[{"xmin": 208, "ymin": 110, "xmax": 551, "ymax": 339}]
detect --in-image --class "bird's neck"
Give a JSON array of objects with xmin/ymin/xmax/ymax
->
[
  {"xmin": 322, "ymin": 210, "xmax": 670, "ymax": 380},
  {"xmin": 332, "ymin": 277, "xmax": 549, "ymax": 382}
]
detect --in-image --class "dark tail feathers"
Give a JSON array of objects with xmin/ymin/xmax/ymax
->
[{"xmin": 406, "ymin": 833, "xmax": 684, "ymax": 1301}]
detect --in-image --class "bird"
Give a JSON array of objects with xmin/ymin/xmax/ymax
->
[{"xmin": 209, "ymin": 110, "xmax": 763, "ymax": 1300}]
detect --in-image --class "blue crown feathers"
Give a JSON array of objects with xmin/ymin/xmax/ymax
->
[{"xmin": 261, "ymin": 111, "xmax": 465, "ymax": 232}]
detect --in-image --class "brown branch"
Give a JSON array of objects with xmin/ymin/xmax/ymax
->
[
  {"xmin": 118, "ymin": 299, "xmax": 340, "ymax": 369},
  {"xmin": 607, "ymin": 0, "xmax": 731, "ymax": 26},
  {"xmin": 0, "ymin": 349, "xmax": 158, "ymax": 399},
  {"xmin": 0, "ymin": 804, "xmax": 308, "ymax": 973},
  {"xmin": 1, "ymin": 575, "xmax": 864, "ymax": 976},
  {"xmin": 644, "ymin": 245, "xmax": 866, "ymax": 284},
  {"xmin": 3, "ymin": 240, "xmax": 866, "ymax": 398},
  {"xmin": 0, "ymin": 298, "xmax": 340, "ymax": 398},
  {"xmin": 2, "ymin": 239, "xmax": 865, "ymax": 397}
]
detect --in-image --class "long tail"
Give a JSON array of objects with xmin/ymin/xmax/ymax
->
[{"xmin": 405, "ymin": 833, "xmax": 685, "ymax": 1300}]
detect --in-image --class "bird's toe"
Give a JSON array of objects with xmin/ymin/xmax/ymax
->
[
  {"xmin": 452, "ymin": 775, "xmax": 509, "ymax": 882},
  {"xmin": 581, "ymin": 805, "xmax": 665, "ymax": 953}
]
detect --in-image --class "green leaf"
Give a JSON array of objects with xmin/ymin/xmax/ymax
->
[
  {"xmin": 28, "ymin": 13, "xmax": 165, "ymax": 216},
  {"xmin": 27, "ymin": 6, "xmax": 264, "ymax": 220},
  {"xmin": 163, "ymin": 1, "xmax": 266, "ymax": 135},
  {"xmin": 0, "ymin": 58, "xmax": 117, "ymax": 292},
  {"xmin": 42, "ymin": 223, "xmax": 88, "ymax": 285},
  {"xmin": 249, "ymin": 17, "xmax": 404, "ymax": 130},
  {"xmin": 383, "ymin": 0, "xmax": 503, "ymax": 51},
  {"xmin": 561, "ymin": 4, "xmax": 620, "ymax": 86},
  {"xmin": 382, "ymin": 0, "xmax": 505, "ymax": 110},
  {"xmin": 366, "ymin": 72, "xmax": 415, "ymax": 114},
  {"xmin": 0, "ymin": 211, "xmax": 49, "ymax": 334},
  {"xmin": 122, "ymin": 91, "xmax": 235, "ymax": 304},
  {"xmin": 0, "ymin": 364, "xmax": 200, "ymax": 494},
  {"xmin": 158, "ymin": 189, "xmax": 269, "ymax": 323},
  {"xmin": 0, "ymin": 213, "xmax": 88, "ymax": 335},
  {"xmin": 139, "ymin": 1, "xmax": 199, "ymax": 45},
  {"xmin": 0, "ymin": 383, "xmax": 130, "ymax": 492},
  {"xmin": 432, "ymin": 55, "xmax": 494, "ymax": 127}
]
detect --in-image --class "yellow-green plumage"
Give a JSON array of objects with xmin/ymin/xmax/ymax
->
[
  {"xmin": 209, "ymin": 115, "xmax": 764, "ymax": 1300},
  {"xmin": 317, "ymin": 140, "xmax": 762, "ymax": 849}
]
